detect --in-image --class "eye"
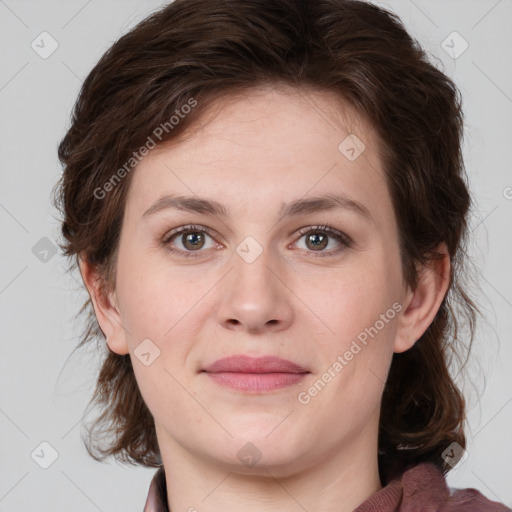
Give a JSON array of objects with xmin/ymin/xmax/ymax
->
[
  {"xmin": 293, "ymin": 224, "xmax": 352, "ymax": 258},
  {"xmin": 162, "ymin": 223, "xmax": 352, "ymax": 259},
  {"xmin": 162, "ymin": 224, "xmax": 219, "ymax": 258}
]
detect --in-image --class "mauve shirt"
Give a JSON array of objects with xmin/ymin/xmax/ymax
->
[{"xmin": 143, "ymin": 462, "xmax": 511, "ymax": 511}]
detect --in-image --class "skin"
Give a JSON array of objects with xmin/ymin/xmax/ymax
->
[{"xmin": 81, "ymin": 84, "xmax": 450, "ymax": 512}]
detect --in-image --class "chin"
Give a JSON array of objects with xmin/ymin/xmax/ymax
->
[{"xmin": 218, "ymin": 430, "xmax": 307, "ymax": 471}]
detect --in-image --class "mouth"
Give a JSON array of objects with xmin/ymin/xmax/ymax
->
[{"xmin": 201, "ymin": 355, "xmax": 310, "ymax": 392}]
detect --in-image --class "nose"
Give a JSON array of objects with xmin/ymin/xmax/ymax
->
[{"xmin": 216, "ymin": 246, "xmax": 294, "ymax": 334}]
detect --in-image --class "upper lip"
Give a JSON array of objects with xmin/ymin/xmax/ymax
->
[{"xmin": 203, "ymin": 355, "xmax": 308, "ymax": 374}]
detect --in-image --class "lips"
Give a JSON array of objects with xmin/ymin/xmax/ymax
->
[
  {"xmin": 203, "ymin": 355, "xmax": 308, "ymax": 374},
  {"xmin": 202, "ymin": 355, "xmax": 309, "ymax": 392}
]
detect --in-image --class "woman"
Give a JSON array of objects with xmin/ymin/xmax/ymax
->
[{"xmin": 55, "ymin": 0, "xmax": 511, "ymax": 510}]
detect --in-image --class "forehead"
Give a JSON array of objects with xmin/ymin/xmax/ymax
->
[
  {"xmin": 150, "ymin": 85, "xmax": 380, "ymax": 167},
  {"xmin": 126, "ymin": 85, "xmax": 391, "ymax": 225}
]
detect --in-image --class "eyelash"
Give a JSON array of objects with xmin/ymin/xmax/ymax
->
[{"xmin": 162, "ymin": 223, "xmax": 353, "ymax": 259}]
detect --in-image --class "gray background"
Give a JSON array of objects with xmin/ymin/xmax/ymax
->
[{"xmin": 1, "ymin": 0, "xmax": 511, "ymax": 510}]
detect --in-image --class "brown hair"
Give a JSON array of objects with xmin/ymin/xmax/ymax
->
[{"xmin": 55, "ymin": 0, "xmax": 479, "ymax": 482}]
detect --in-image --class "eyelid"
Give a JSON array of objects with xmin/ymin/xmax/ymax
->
[
  {"xmin": 162, "ymin": 224, "xmax": 220, "ymax": 244},
  {"xmin": 294, "ymin": 224, "xmax": 352, "ymax": 244}
]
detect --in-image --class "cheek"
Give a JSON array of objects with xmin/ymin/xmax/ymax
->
[
  {"xmin": 300, "ymin": 257, "xmax": 400, "ymax": 403},
  {"xmin": 115, "ymin": 251, "xmax": 206, "ymax": 341},
  {"xmin": 115, "ymin": 256, "xmax": 200, "ymax": 418},
  {"xmin": 298, "ymin": 299, "xmax": 397, "ymax": 438},
  {"xmin": 303, "ymin": 257, "xmax": 398, "ymax": 341}
]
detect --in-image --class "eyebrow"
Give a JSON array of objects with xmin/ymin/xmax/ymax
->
[{"xmin": 142, "ymin": 193, "xmax": 373, "ymax": 223}]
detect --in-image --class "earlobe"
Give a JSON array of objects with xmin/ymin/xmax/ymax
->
[
  {"xmin": 78, "ymin": 257, "xmax": 130, "ymax": 355},
  {"xmin": 393, "ymin": 244, "xmax": 451, "ymax": 354}
]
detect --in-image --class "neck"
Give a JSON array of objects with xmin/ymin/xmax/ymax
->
[{"xmin": 157, "ymin": 426, "xmax": 382, "ymax": 512}]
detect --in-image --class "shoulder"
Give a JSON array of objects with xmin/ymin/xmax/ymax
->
[
  {"xmin": 143, "ymin": 467, "xmax": 169, "ymax": 512},
  {"xmin": 400, "ymin": 463, "xmax": 511, "ymax": 512},
  {"xmin": 356, "ymin": 462, "xmax": 511, "ymax": 511}
]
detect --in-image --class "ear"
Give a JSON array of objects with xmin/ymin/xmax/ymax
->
[
  {"xmin": 393, "ymin": 243, "xmax": 451, "ymax": 354},
  {"xmin": 79, "ymin": 257, "xmax": 130, "ymax": 355}
]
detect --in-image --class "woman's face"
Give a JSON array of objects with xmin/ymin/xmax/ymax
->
[{"xmin": 98, "ymin": 86, "xmax": 422, "ymax": 475}]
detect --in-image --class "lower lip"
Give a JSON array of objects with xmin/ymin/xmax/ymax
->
[{"xmin": 205, "ymin": 372, "xmax": 308, "ymax": 392}]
